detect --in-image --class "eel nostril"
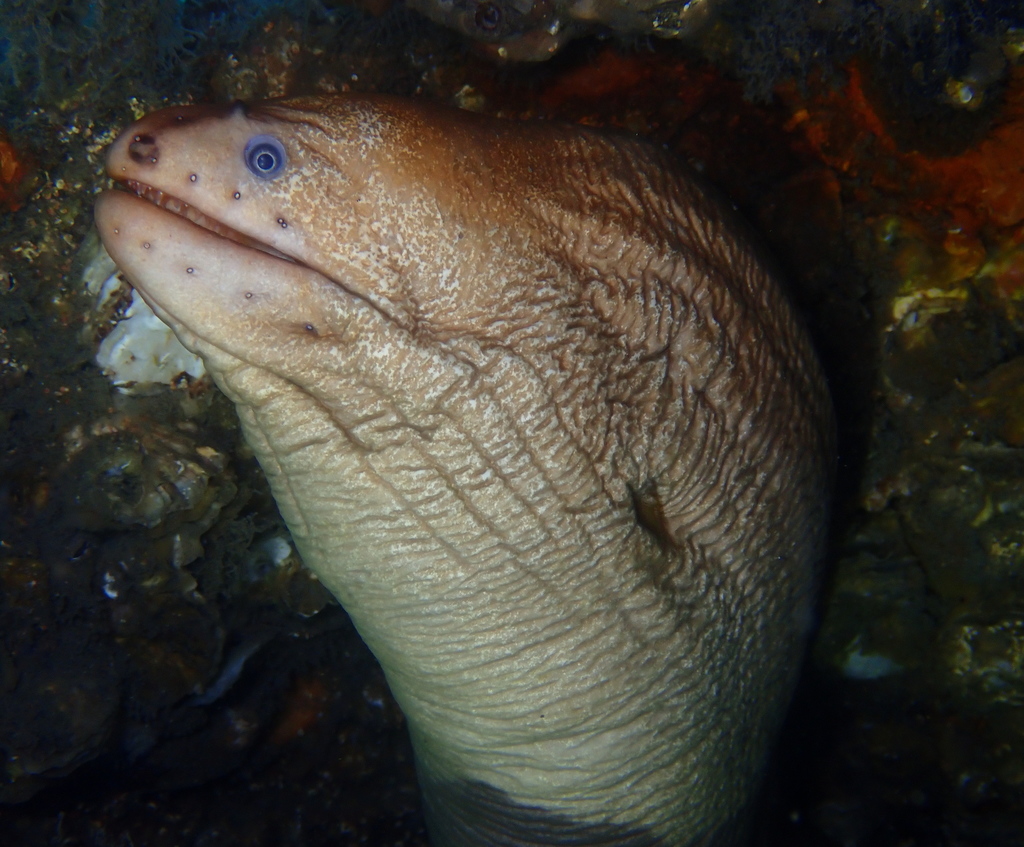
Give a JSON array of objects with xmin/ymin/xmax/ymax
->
[{"xmin": 128, "ymin": 134, "xmax": 158, "ymax": 164}]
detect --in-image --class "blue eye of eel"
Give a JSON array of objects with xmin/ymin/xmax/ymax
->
[{"xmin": 244, "ymin": 135, "xmax": 287, "ymax": 178}]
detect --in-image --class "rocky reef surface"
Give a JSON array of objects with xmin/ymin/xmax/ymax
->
[{"xmin": 2, "ymin": 2, "xmax": 1024, "ymax": 845}]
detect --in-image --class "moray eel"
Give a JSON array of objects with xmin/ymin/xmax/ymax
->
[{"xmin": 94, "ymin": 95, "xmax": 834, "ymax": 846}]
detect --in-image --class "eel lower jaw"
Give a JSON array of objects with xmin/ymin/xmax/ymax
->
[
  {"xmin": 116, "ymin": 178, "xmax": 294, "ymax": 263},
  {"xmin": 110, "ymin": 179, "xmax": 414, "ymax": 332}
]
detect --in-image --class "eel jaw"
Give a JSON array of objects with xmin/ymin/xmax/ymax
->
[
  {"xmin": 101, "ymin": 179, "xmax": 407, "ymax": 335},
  {"xmin": 115, "ymin": 177, "xmax": 294, "ymax": 263}
]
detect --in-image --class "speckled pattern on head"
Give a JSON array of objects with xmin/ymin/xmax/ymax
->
[{"xmin": 94, "ymin": 93, "xmax": 834, "ymax": 846}]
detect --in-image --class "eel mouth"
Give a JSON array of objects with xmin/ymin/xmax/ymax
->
[
  {"xmin": 116, "ymin": 178, "xmax": 293, "ymax": 263},
  {"xmin": 107, "ymin": 177, "xmax": 403, "ymax": 328}
]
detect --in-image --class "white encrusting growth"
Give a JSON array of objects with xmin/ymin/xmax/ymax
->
[{"xmin": 95, "ymin": 280, "xmax": 206, "ymax": 390}]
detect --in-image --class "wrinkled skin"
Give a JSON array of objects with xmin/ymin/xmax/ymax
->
[{"xmin": 94, "ymin": 94, "xmax": 834, "ymax": 846}]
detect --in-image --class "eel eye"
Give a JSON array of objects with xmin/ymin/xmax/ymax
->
[
  {"xmin": 475, "ymin": 2, "xmax": 502, "ymax": 32},
  {"xmin": 244, "ymin": 135, "xmax": 287, "ymax": 179}
]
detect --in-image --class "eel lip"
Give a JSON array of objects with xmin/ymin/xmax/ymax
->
[{"xmin": 113, "ymin": 178, "xmax": 293, "ymax": 263}]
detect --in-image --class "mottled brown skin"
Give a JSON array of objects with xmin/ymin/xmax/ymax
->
[{"xmin": 94, "ymin": 94, "xmax": 834, "ymax": 846}]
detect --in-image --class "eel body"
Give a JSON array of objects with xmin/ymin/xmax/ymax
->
[{"xmin": 94, "ymin": 94, "xmax": 834, "ymax": 846}]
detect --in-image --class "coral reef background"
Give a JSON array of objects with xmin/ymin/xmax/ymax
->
[{"xmin": 3, "ymin": 1, "xmax": 1024, "ymax": 845}]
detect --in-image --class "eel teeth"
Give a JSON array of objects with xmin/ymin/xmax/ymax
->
[{"xmin": 120, "ymin": 178, "xmax": 293, "ymax": 262}]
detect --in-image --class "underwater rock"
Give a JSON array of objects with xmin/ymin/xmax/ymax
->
[{"xmin": 404, "ymin": 0, "xmax": 722, "ymax": 60}]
